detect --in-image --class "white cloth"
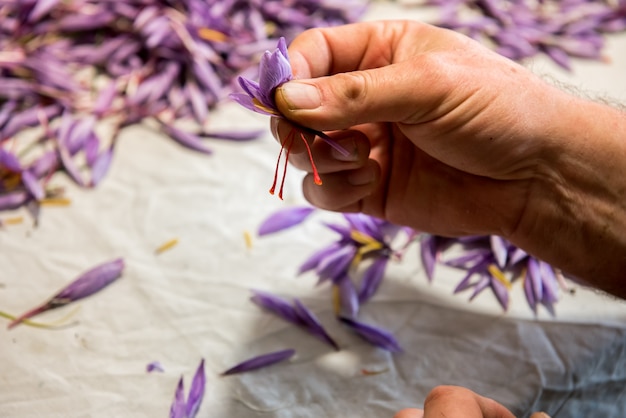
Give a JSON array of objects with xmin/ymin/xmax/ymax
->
[{"xmin": 2, "ymin": 3, "xmax": 626, "ymax": 417}]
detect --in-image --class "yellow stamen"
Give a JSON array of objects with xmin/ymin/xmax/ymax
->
[
  {"xmin": 243, "ymin": 231, "xmax": 253, "ymax": 249},
  {"xmin": 2, "ymin": 216, "xmax": 24, "ymax": 225},
  {"xmin": 349, "ymin": 230, "xmax": 384, "ymax": 269},
  {"xmin": 155, "ymin": 238, "xmax": 179, "ymax": 255},
  {"xmin": 197, "ymin": 28, "xmax": 228, "ymax": 42},
  {"xmin": 0, "ymin": 306, "xmax": 80, "ymax": 329},
  {"xmin": 252, "ymin": 98, "xmax": 280, "ymax": 116},
  {"xmin": 488, "ymin": 264, "xmax": 512, "ymax": 290},
  {"xmin": 331, "ymin": 285, "xmax": 341, "ymax": 316},
  {"xmin": 40, "ymin": 197, "xmax": 71, "ymax": 206}
]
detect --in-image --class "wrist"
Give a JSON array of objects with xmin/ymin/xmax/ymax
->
[{"xmin": 509, "ymin": 96, "xmax": 626, "ymax": 296}]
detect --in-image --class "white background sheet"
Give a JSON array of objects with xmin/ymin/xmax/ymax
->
[{"xmin": 2, "ymin": 3, "xmax": 626, "ymax": 417}]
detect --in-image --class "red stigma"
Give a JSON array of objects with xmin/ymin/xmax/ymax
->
[{"xmin": 270, "ymin": 127, "xmax": 322, "ymax": 199}]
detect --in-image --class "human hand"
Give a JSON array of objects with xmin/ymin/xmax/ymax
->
[
  {"xmin": 393, "ymin": 386, "xmax": 549, "ymax": 418},
  {"xmin": 271, "ymin": 20, "xmax": 626, "ymax": 293}
]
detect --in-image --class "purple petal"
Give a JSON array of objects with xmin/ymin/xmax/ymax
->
[
  {"xmin": 293, "ymin": 299, "xmax": 339, "ymax": 350},
  {"xmin": 358, "ymin": 257, "xmax": 387, "ymax": 303},
  {"xmin": 84, "ymin": 134, "xmax": 100, "ymax": 167},
  {"xmin": 490, "ymin": 276, "xmax": 509, "ymax": 311},
  {"xmin": 490, "ymin": 235, "xmax": 509, "ymax": 268},
  {"xmin": 298, "ymin": 242, "xmax": 342, "ymax": 275},
  {"xmin": 316, "ymin": 245, "xmax": 356, "ymax": 284},
  {"xmin": 250, "ymin": 290, "xmax": 301, "ymax": 325},
  {"xmin": 468, "ymin": 274, "xmax": 491, "ymax": 301},
  {"xmin": 200, "ymin": 129, "xmax": 264, "ymax": 142},
  {"xmin": 0, "ymin": 149, "xmax": 22, "ymax": 172},
  {"xmin": 90, "ymin": 147, "xmax": 114, "ymax": 187},
  {"xmin": 169, "ymin": 377, "xmax": 186, "ymax": 418},
  {"xmin": 186, "ymin": 359, "xmax": 206, "ymax": 418},
  {"xmin": 339, "ymin": 317, "xmax": 402, "ymax": 353},
  {"xmin": 0, "ymin": 191, "xmax": 30, "ymax": 211},
  {"xmin": 221, "ymin": 349, "xmax": 295, "ymax": 376},
  {"xmin": 57, "ymin": 136, "xmax": 86, "ymax": 187},
  {"xmin": 146, "ymin": 361, "xmax": 164, "ymax": 373},
  {"xmin": 54, "ymin": 258, "xmax": 125, "ymax": 301},
  {"xmin": 527, "ymin": 258, "xmax": 543, "ymax": 302},
  {"xmin": 229, "ymin": 93, "xmax": 275, "ymax": 116},
  {"xmin": 161, "ymin": 125, "xmax": 213, "ymax": 155},
  {"xmin": 337, "ymin": 276, "xmax": 360, "ymax": 319},
  {"xmin": 258, "ymin": 206, "xmax": 315, "ymax": 236},
  {"xmin": 524, "ymin": 269, "xmax": 537, "ymax": 313},
  {"xmin": 420, "ymin": 235, "xmax": 438, "ymax": 281},
  {"xmin": 21, "ymin": 170, "xmax": 45, "ymax": 201}
]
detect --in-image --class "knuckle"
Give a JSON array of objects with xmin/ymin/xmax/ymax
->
[{"xmin": 424, "ymin": 385, "xmax": 472, "ymax": 408}]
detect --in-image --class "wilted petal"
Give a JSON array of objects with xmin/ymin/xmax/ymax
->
[
  {"xmin": 221, "ymin": 349, "xmax": 295, "ymax": 376},
  {"xmin": 8, "ymin": 258, "xmax": 125, "ymax": 329},
  {"xmin": 169, "ymin": 377, "xmax": 186, "ymax": 418},
  {"xmin": 358, "ymin": 257, "xmax": 387, "ymax": 303},
  {"xmin": 524, "ymin": 269, "xmax": 537, "ymax": 313},
  {"xmin": 250, "ymin": 290, "xmax": 301, "ymax": 325},
  {"xmin": 293, "ymin": 299, "xmax": 339, "ymax": 350},
  {"xmin": 186, "ymin": 359, "xmax": 206, "ymax": 418},
  {"xmin": 468, "ymin": 274, "xmax": 491, "ymax": 301},
  {"xmin": 258, "ymin": 206, "xmax": 315, "ymax": 236},
  {"xmin": 339, "ymin": 317, "xmax": 402, "ymax": 353}
]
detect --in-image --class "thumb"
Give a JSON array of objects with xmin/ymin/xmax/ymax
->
[{"xmin": 275, "ymin": 60, "xmax": 441, "ymax": 132}]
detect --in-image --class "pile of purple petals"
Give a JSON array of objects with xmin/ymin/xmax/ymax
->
[
  {"xmin": 415, "ymin": 0, "xmax": 626, "ymax": 69},
  {"xmin": 0, "ymin": 0, "xmax": 367, "ymax": 216}
]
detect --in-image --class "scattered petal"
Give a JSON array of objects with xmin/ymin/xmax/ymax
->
[{"xmin": 221, "ymin": 349, "xmax": 295, "ymax": 376}]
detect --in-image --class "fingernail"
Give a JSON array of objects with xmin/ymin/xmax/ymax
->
[
  {"xmin": 348, "ymin": 165, "xmax": 376, "ymax": 186},
  {"xmin": 331, "ymin": 138, "xmax": 358, "ymax": 162},
  {"xmin": 530, "ymin": 413, "xmax": 551, "ymax": 418},
  {"xmin": 279, "ymin": 82, "xmax": 321, "ymax": 110}
]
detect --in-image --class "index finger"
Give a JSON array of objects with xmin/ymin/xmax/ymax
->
[{"xmin": 287, "ymin": 21, "xmax": 444, "ymax": 79}]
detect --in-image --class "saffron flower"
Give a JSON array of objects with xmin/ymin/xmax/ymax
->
[
  {"xmin": 8, "ymin": 258, "xmax": 124, "ymax": 329},
  {"xmin": 169, "ymin": 359, "xmax": 206, "ymax": 418},
  {"xmin": 230, "ymin": 37, "xmax": 349, "ymax": 199},
  {"xmin": 221, "ymin": 349, "xmax": 296, "ymax": 376}
]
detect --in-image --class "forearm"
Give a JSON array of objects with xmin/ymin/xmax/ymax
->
[{"xmin": 510, "ymin": 96, "xmax": 626, "ymax": 297}]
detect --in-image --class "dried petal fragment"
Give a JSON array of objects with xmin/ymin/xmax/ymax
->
[{"xmin": 221, "ymin": 349, "xmax": 295, "ymax": 376}]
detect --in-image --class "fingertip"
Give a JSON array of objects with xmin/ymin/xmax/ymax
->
[{"xmin": 393, "ymin": 408, "xmax": 424, "ymax": 418}]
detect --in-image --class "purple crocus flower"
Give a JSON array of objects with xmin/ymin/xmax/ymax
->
[
  {"xmin": 169, "ymin": 358, "xmax": 206, "ymax": 418},
  {"xmin": 230, "ymin": 37, "xmax": 349, "ymax": 199},
  {"xmin": 221, "ymin": 349, "xmax": 295, "ymax": 376},
  {"xmin": 8, "ymin": 258, "xmax": 124, "ymax": 329}
]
